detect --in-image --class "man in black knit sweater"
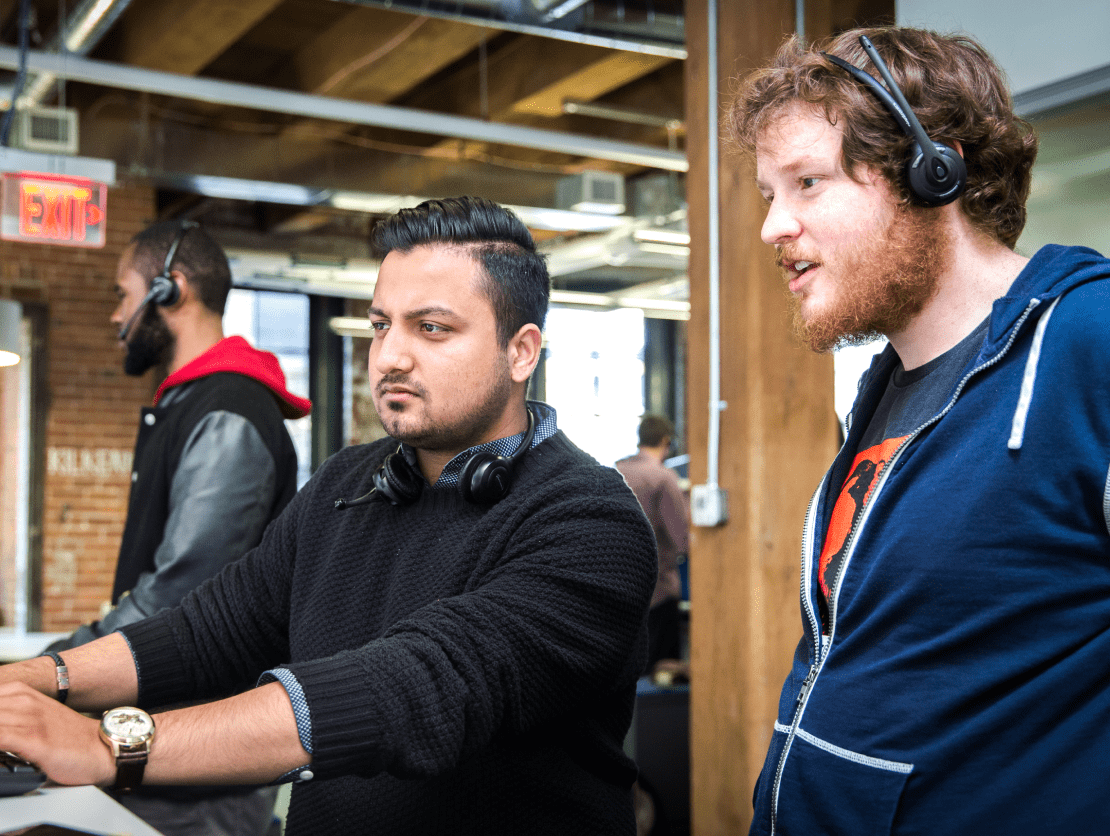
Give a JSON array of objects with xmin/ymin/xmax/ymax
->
[{"xmin": 0, "ymin": 197, "xmax": 658, "ymax": 835}]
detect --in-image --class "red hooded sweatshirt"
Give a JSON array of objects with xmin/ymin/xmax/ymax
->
[{"xmin": 153, "ymin": 335, "xmax": 311, "ymax": 419}]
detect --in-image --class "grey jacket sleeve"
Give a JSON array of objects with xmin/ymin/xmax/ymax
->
[{"xmin": 59, "ymin": 411, "xmax": 278, "ymax": 649}]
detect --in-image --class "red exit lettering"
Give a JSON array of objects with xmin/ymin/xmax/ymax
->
[{"xmin": 1, "ymin": 173, "xmax": 107, "ymax": 248}]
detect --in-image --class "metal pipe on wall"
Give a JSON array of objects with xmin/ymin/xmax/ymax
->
[{"xmin": 688, "ymin": 0, "xmax": 728, "ymax": 527}]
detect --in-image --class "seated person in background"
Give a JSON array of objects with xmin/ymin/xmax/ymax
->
[
  {"xmin": 0, "ymin": 196, "xmax": 657, "ymax": 836},
  {"xmin": 616, "ymin": 414, "xmax": 689, "ymax": 674}
]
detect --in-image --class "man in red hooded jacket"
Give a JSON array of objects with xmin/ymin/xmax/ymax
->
[{"xmin": 47, "ymin": 220, "xmax": 311, "ymax": 836}]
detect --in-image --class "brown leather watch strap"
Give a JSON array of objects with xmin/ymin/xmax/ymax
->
[{"xmin": 112, "ymin": 748, "xmax": 148, "ymax": 792}]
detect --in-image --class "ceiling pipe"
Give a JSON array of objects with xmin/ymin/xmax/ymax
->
[
  {"xmin": 563, "ymin": 99, "xmax": 683, "ymax": 131},
  {"xmin": 338, "ymin": 0, "xmax": 685, "ymax": 59},
  {"xmin": 2, "ymin": 0, "xmax": 135, "ymax": 108},
  {"xmin": 0, "ymin": 45, "xmax": 687, "ymax": 172}
]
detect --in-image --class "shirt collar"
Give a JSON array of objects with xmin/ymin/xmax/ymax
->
[{"xmin": 400, "ymin": 401, "xmax": 558, "ymax": 488}]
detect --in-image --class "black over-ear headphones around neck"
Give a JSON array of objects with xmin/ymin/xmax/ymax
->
[
  {"xmin": 335, "ymin": 405, "xmax": 538, "ymax": 509},
  {"xmin": 117, "ymin": 220, "xmax": 199, "ymax": 342},
  {"xmin": 823, "ymin": 34, "xmax": 967, "ymax": 207}
]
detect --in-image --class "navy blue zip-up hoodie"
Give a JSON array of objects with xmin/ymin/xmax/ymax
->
[{"xmin": 752, "ymin": 245, "xmax": 1110, "ymax": 836}]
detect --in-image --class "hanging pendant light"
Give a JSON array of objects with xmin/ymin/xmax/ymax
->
[{"xmin": 0, "ymin": 299, "xmax": 21, "ymax": 366}]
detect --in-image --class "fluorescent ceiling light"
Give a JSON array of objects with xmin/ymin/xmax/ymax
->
[
  {"xmin": 505, "ymin": 205, "xmax": 627, "ymax": 233},
  {"xmin": 329, "ymin": 316, "xmax": 375, "ymax": 338},
  {"xmin": 549, "ymin": 288, "xmax": 690, "ymax": 320},
  {"xmin": 189, "ymin": 175, "xmax": 325, "ymax": 206},
  {"xmin": 570, "ymin": 200, "xmax": 626, "ymax": 215},
  {"xmin": 634, "ymin": 241, "xmax": 689, "ymax": 257},
  {"xmin": 633, "ymin": 228, "xmax": 691, "ymax": 246}
]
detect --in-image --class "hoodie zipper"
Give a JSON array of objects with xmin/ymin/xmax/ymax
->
[{"xmin": 768, "ymin": 299, "xmax": 1043, "ymax": 835}]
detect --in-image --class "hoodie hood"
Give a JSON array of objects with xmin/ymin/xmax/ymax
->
[
  {"xmin": 988, "ymin": 246, "xmax": 1110, "ymax": 450},
  {"xmin": 154, "ymin": 335, "xmax": 312, "ymax": 419},
  {"xmin": 850, "ymin": 245, "xmax": 1110, "ymax": 451},
  {"xmin": 986, "ymin": 244, "xmax": 1109, "ymax": 348}
]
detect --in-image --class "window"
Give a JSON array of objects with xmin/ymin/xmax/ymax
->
[
  {"xmin": 543, "ymin": 307, "xmax": 646, "ymax": 467},
  {"xmin": 0, "ymin": 304, "xmax": 39, "ymax": 631},
  {"xmin": 223, "ymin": 289, "xmax": 312, "ymax": 487}
]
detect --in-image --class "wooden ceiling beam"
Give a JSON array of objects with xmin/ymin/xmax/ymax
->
[
  {"xmin": 510, "ymin": 52, "xmax": 675, "ymax": 118},
  {"xmin": 382, "ymin": 52, "xmax": 684, "ymax": 182},
  {"xmin": 334, "ymin": 34, "xmax": 680, "ymax": 187},
  {"xmin": 0, "ymin": 1, "xmax": 18, "ymax": 33},
  {"xmin": 108, "ymin": 0, "xmax": 286, "ymax": 74},
  {"xmin": 170, "ymin": 10, "xmax": 498, "ymax": 188},
  {"xmin": 399, "ymin": 34, "xmax": 664, "ymax": 123},
  {"xmin": 289, "ymin": 7, "xmax": 493, "ymax": 100}
]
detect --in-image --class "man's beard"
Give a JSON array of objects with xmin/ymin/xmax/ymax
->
[
  {"xmin": 375, "ymin": 359, "xmax": 513, "ymax": 454},
  {"xmin": 784, "ymin": 204, "xmax": 949, "ymax": 353},
  {"xmin": 123, "ymin": 304, "xmax": 175, "ymax": 377}
]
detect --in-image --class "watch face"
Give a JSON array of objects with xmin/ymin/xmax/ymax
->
[{"xmin": 103, "ymin": 708, "xmax": 154, "ymax": 743}]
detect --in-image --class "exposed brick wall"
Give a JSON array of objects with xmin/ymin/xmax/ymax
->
[{"xmin": 0, "ymin": 179, "xmax": 157, "ymax": 631}]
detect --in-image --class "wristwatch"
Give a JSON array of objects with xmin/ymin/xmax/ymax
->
[{"xmin": 98, "ymin": 707, "xmax": 156, "ymax": 792}]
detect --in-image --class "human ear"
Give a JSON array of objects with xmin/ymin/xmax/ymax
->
[
  {"xmin": 165, "ymin": 270, "xmax": 189, "ymax": 309},
  {"xmin": 508, "ymin": 324, "xmax": 542, "ymax": 384}
]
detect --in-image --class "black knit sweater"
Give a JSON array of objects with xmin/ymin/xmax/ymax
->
[{"xmin": 120, "ymin": 430, "xmax": 657, "ymax": 835}]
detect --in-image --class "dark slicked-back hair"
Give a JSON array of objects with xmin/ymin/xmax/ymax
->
[
  {"xmin": 129, "ymin": 221, "xmax": 232, "ymax": 315},
  {"xmin": 638, "ymin": 414, "xmax": 675, "ymax": 448},
  {"xmin": 371, "ymin": 196, "xmax": 550, "ymax": 347},
  {"xmin": 729, "ymin": 27, "xmax": 1038, "ymax": 248}
]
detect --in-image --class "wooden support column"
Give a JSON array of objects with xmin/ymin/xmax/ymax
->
[{"xmin": 684, "ymin": 1, "xmax": 841, "ymax": 833}]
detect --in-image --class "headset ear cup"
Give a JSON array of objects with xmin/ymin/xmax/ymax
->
[
  {"xmin": 149, "ymin": 275, "xmax": 180, "ymax": 307},
  {"xmin": 458, "ymin": 452, "xmax": 512, "ymax": 504},
  {"xmin": 906, "ymin": 142, "xmax": 967, "ymax": 207},
  {"xmin": 373, "ymin": 452, "xmax": 424, "ymax": 505}
]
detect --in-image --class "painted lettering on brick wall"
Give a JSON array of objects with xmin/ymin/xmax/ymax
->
[{"xmin": 47, "ymin": 447, "xmax": 133, "ymax": 478}]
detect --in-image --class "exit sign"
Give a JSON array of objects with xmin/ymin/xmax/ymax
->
[{"xmin": 1, "ymin": 172, "xmax": 107, "ymax": 248}]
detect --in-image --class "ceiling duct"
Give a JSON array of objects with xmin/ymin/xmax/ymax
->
[
  {"xmin": 542, "ymin": 218, "xmax": 688, "ymax": 278},
  {"xmin": 556, "ymin": 170, "xmax": 626, "ymax": 215},
  {"xmin": 0, "ymin": 46, "xmax": 686, "ymax": 172},
  {"xmin": 630, "ymin": 172, "xmax": 686, "ymax": 219},
  {"xmin": 1, "ymin": 0, "xmax": 136, "ymax": 109},
  {"xmin": 11, "ymin": 106, "xmax": 78, "ymax": 155}
]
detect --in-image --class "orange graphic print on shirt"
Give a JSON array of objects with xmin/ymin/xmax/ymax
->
[{"xmin": 819, "ymin": 435, "xmax": 908, "ymax": 601}]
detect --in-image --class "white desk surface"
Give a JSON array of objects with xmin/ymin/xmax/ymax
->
[
  {"xmin": 0, "ymin": 785, "xmax": 164, "ymax": 835},
  {"xmin": 0, "ymin": 631, "xmax": 70, "ymax": 664}
]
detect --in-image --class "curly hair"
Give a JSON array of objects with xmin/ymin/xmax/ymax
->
[{"xmin": 728, "ymin": 27, "xmax": 1038, "ymax": 248}]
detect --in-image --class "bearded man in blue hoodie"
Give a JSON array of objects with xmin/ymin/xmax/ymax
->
[{"xmin": 732, "ymin": 26, "xmax": 1110, "ymax": 836}]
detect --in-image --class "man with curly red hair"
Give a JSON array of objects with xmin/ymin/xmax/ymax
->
[{"xmin": 732, "ymin": 26, "xmax": 1110, "ymax": 835}]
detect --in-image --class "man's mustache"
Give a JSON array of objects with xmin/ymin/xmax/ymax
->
[{"xmin": 376, "ymin": 374, "xmax": 426, "ymax": 397}]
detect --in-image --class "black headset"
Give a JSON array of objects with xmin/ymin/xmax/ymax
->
[
  {"xmin": 335, "ymin": 405, "xmax": 537, "ymax": 509},
  {"xmin": 824, "ymin": 34, "xmax": 967, "ymax": 207},
  {"xmin": 117, "ymin": 220, "xmax": 199, "ymax": 342}
]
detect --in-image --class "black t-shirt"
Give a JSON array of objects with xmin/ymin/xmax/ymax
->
[{"xmin": 816, "ymin": 319, "xmax": 989, "ymax": 629}]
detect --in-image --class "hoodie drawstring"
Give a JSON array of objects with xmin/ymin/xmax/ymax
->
[{"xmin": 1008, "ymin": 296, "xmax": 1061, "ymax": 451}]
